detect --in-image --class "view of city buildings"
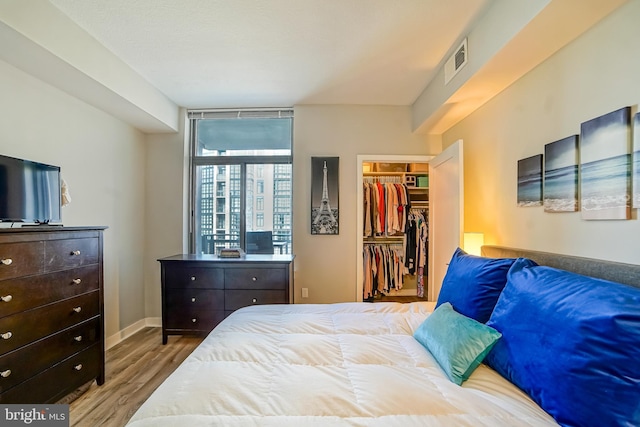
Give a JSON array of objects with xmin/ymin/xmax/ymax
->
[{"xmin": 197, "ymin": 159, "xmax": 292, "ymax": 255}]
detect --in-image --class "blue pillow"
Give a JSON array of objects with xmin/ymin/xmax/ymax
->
[
  {"xmin": 485, "ymin": 259, "xmax": 640, "ymax": 427},
  {"xmin": 436, "ymin": 248, "xmax": 520, "ymax": 323},
  {"xmin": 414, "ymin": 302, "xmax": 502, "ymax": 385}
]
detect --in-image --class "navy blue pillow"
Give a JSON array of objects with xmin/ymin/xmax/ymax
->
[
  {"xmin": 486, "ymin": 258, "xmax": 640, "ymax": 427},
  {"xmin": 435, "ymin": 248, "xmax": 519, "ymax": 323}
]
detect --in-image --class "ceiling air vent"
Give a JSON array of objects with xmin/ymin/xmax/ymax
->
[{"xmin": 444, "ymin": 38, "xmax": 468, "ymax": 85}]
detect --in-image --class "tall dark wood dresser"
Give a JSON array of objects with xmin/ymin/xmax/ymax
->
[
  {"xmin": 159, "ymin": 254, "xmax": 294, "ymax": 344},
  {"xmin": 0, "ymin": 226, "xmax": 106, "ymax": 403}
]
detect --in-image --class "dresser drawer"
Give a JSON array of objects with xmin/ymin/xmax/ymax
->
[
  {"xmin": 165, "ymin": 306, "xmax": 226, "ymax": 332},
  {"xmin": 164, "ymin": 266, "xmax": 223, "ymax": 289},
  {"xmin": 0, "ymin": 291, "xmax": 100, "ymax": 355},
  {"xmin": 0, "ymin": 265, "xmax": 99, "ymax": 319},
  {"xmin": 224, "ymin": 289, "xmax": 287, "ymax": 311},
  {"xmin": 0, "ymin": 343, "xmax": 101, "ymax": 404},
  {"xmin": 44, "ymin": 238, "xmax": 99, "ymax": 272},
  {"xmin": 0, "ymin": 242, "xmax": 44, "ymax": 281},
  {"xmin": 0, "ymin": 317, "xmax": 100, "ymax": 394},
  {"xmin": 165, "ymin": 289, "xmax": 224, "ymax": 312},
  {"xmin": 225, "ymin": 268, "xmax": 286, "ymax": 290}
]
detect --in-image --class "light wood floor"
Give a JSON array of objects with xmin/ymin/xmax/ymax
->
[{"xmin": 69, "ymin": 328, "xmax": 203, "ymax": 427}]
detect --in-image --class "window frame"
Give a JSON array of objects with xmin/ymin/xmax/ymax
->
[{"xmin": 188, "ymin": 110, "xmax": 293, "ymax": 254}]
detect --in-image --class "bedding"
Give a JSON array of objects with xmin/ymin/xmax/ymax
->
[{"xmin": 127, "ymin": 302, "xmax": 557, "ymax": 426}]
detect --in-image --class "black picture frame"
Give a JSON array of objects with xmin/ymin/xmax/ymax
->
[{"xmin": 311, "ymin": 156, "xmax": 339, "ymax": 235}]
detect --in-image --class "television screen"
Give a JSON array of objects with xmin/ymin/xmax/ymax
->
[{"xmin": 0, "ymin": 154, "xmax": 61, "ymax": 224}]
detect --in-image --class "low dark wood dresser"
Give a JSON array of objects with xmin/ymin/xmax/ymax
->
[
  {"xmin": 0, "ymin": 226, "xmax": 106, "ymax": 403},
  {"xmin": 159, "ymin": 253, "xmax": 294, "ymax": 344}
]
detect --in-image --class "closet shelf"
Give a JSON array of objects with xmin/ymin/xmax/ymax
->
[
  {"xmin": 363, "ymin": 172, "xmax": 406, "ymax": 176},
  {"xmin": 364, "ymin": 236, "xmax": 404, "ymax": 243},
  {"xmin": 363, "ymin": 172, "xmax": 428, "ymax": 177}
]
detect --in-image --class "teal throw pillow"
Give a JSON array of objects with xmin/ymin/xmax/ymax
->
[{"xmin": 414, "ymin": 302, "xmax": 502, "ymax": 385}]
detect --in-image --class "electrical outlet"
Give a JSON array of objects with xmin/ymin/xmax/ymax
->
[{"xmin": 301, "ymin": 288, "xmax": 309, "ymax": 298}]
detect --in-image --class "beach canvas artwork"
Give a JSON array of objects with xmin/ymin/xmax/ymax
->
[
  {"xmin": 633, "ymin": 113, "xmax": 640, "ymax": 208},
  {"xmin": 580, "ymin": 107, "xmax": 632, "ymax": 220},
  {"xmin": 544, "ymin": 135, "xmax": 579, "ymax": 212},
  {"xmin": 517, "ymin": 154, "xmax": 543, "ymax": 207}
]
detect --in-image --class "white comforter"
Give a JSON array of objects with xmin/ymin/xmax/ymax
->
[{"xmin": 127, "ymin": 303, "xmax": 557, "ymax": 426}]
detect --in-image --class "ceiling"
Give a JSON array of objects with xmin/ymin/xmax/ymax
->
[{"xmin": 49, "ymin": 0, "xmax": 491, "ymax": 109}]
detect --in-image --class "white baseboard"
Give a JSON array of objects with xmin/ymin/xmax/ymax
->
[{"xmin": 105, "ymin": 317, "xmax": 162, "ymax": 350}]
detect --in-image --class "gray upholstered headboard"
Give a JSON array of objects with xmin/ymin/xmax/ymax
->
[{"xmin": 481, "ymin": 245, "xmax": 640, "ymax": 289}]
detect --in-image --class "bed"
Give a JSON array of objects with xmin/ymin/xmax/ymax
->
[{"xmin": 127, "ymin": 246, "xmax": 640, "ymax": 427}]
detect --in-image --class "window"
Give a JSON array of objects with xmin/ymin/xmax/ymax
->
[{"xmin": 190, "ymin": 109, "xmax": 293, "ymax": 255}]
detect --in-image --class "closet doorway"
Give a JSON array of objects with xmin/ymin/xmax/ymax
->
[
  {"xmin": 356, "ymin": 141, "xmax": 463, "ymax": 302},
  {"xmin": 357, "ymin": 154, "xmax": 431, "ymax": 302}
]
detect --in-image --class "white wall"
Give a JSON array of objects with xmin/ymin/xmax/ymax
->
[
  {"xmin": 142, "ymin": 105, "xmax": 439, "ymax": 310},
  {"xmin": 293, "ymin": 105, "xmax": 438, "ymax": 303},
  {"xmin": 144, "ymin": 114, "xmax": 189, "ymax": 319},
  {"xmin": 442, "ymin": 0, "xmax": 640, "ymax": 265},
  {"xmin": 0, "ymin": 59, "xmax": 147, "ymax": 340}
]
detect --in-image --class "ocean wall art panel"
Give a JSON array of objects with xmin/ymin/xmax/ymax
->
[
  {"xmin": 544, "ymin": 135, "xmax": 579, "ymax": 212},
  {"xmin": 517, "ymin": 154, "xmax": 543, "ymax": 207},
  {"xmin": 579, "ymin": 107, "xmax": 631, "ymax": 220},
  {"xmin": 633, "ymin": 112, "xmax": 640, "ymax": 208}
]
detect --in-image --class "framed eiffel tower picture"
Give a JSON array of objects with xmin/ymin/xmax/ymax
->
[{"xmin": 311, "ymin": 156, "xmax": 339, "ymax": 235}]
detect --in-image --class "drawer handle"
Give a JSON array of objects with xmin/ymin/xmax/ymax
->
[
  {"xmin": 252, "ymin": 298, "xmax": 257, "ymax": 303},
  {"xmin": 71, "ymin": 250, "xmax": 81, "ymax": 256},
  {"xmin": 190, "ymin": 276, "xmax": 196, "ymax": 281},
  {"xmin": 0, "ymin": 258, "xmax": 12, "ymax": 266},
  {"xmin": 191, "ymin": 318, "xmax": 197, "ymax": 323},
  {"xmin": 0, "ymin": 369, "xmax": 11, "ymax": 378},
  {"xmin": 1, "ymin": 332, "xmax": 12, "ymax": 340},
  {"xmin": 74, "ymin": 335, "xmax": 83, "ymax": 342},
  {"xmin": 72, "ymin": 306, "xmax": 82, "ymax": 313},
  {"xmin": 191, "ymin": 297, "xmax": 196, "ymax": 302},
  {"xmin": 252, "ymin": 277, "xmax": 257, "ymax": 282},
  {"xmin": 72, "ymin": 278, "xmax": 82, "ymax": 285},
  {"xmin": 0, "ymin": 295, "xmax": 12, "ymax": 302},
  {"xmin": 74, "ymin": 364, "xmax": 83, "ymax": 371}
]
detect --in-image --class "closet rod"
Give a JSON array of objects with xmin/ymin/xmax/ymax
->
[{"xmin": 363, "ymin": 176, "xmax": 403, "ymax": 184}]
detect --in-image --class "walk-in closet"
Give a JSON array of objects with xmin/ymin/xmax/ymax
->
[
  {"xmin": 358, "ymin": 156, "xmax": 431, "ymax": 302},
  {"xmin": 356, "ymin": 143, "xmax": 464, "ymax": 304}
]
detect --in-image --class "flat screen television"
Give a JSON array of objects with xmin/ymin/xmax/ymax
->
[{"xmin": 0, "ymin": 154, "xmax": 62, "ymax": 224}]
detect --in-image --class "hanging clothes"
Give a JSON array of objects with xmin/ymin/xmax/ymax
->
[
  {"xmin": 403, "ymin": 207, "xmax": 429, "ymax": 298},
  {"xmin": 362, "ymin": 179, "xmax": 410, "ymax": 238},
  {"xmin": 362, "ymin": 243, "xmax": 407, "ymax": 299},
  {"xmin": 362, "ymin": 175, "xmax": 428, "ymax": 301}
]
